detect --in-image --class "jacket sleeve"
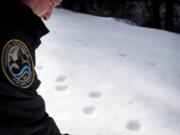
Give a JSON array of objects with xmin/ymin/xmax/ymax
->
[
  {"xmin": 0, "ymin": 21, "xmax": 41, "ymax": 92},
  {"xmin": 0, "ymin": 38, "xmax": 35, "ymax": 89},
  {"xmin": 0, "ymin": 26, "xmax": 46, "ymax": 124}
]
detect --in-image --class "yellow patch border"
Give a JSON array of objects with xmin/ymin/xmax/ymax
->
[{"xmin": 1, "ymin": 39, "xmax": 35, "ymax": 89}]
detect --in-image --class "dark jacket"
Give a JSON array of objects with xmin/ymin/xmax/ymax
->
[{"xmin": 0, "ymin": 0, "xmax": 49, "ymax": 125}]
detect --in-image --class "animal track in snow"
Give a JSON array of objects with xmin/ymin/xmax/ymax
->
[
  {"xmin": 148, "ymin": 62, "xmax": 156, "ymax": 67},
  {"xmin": 55, "ymin": 85, "xmax": 68, "ymax": 91},
  {"xmin": 126, "ymin": 120, "xmax": 142, "ymax": 131},
  {"xmin": 89, "ymin": 91, "xmax": 102, "ymax": 98},
  {"xmin": 55, "ymin": 75, "xmax": 69, "ymax": 92},
  {"xmin": 77, "ymin": 39, "xmax": 82, "ymax": 42},
  {"xmin": 118, "ymin": 53, "xmax": 127, "ymax": 58},
  {"xmin": 83, "ymin": 43, "xmax": 89, "ymax": 47},
  {"xmin": 55, "ymin": 75, "xmax": 67, "ymax": 82},
  {"xmin": 83, "ymin": 106, "xmax": 95, "ymax": 115}
]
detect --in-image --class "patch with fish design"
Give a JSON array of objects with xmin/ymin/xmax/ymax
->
[{"xmin": 1, "ymin": 39, "xmax": 34, "ymax": 88}]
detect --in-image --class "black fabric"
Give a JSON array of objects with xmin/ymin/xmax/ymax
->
[
  {"xmin": 0, "ymin": 0, "xmax": 49, "ymax": 43},
  {"xmin": 0, "ymin": 114, "xmax": 61, "ymax": 135},
  {"xmin": 0, "ymin": 0, "xmax": 62, "ymax": 135}
]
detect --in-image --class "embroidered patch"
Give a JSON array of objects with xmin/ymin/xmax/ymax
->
[{"xmin": 1, "ymin": 39, "xmax": 35, "ymax": 88}]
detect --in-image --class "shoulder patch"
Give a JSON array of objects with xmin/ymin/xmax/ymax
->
[{"xmin": 1, "ymin": 39, "xmax": 35, "ymax": 89}]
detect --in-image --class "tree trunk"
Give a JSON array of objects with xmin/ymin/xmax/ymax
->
[
  {"xmin": 152, "ymin": 0, "xmax": 161, "ymax": 28},
  {"xmin": 165, "ymin": 0, "xmax": 174, "ymax": 31}
]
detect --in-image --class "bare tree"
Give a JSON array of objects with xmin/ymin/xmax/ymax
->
[
  {"xmin": 152, "ymin": 0, "xmax": 161, "ymax": 28},
  {"xmin": 165, "ymin": 0, "xmax": 174, "ymax": 31}
]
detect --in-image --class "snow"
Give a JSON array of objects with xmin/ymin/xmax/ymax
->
[{"xmin": 36, "ymin": 9, "xmax": 180, "ymax": 135}]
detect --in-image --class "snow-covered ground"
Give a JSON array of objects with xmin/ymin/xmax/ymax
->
[{"xmin": 36, "ymin": 9, "xmax": 180, "ymax": 135}]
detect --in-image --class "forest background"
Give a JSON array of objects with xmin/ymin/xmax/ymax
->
[{"xmin": 59, "ymin": 0, "xmax": 180, "ymax": 33}]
